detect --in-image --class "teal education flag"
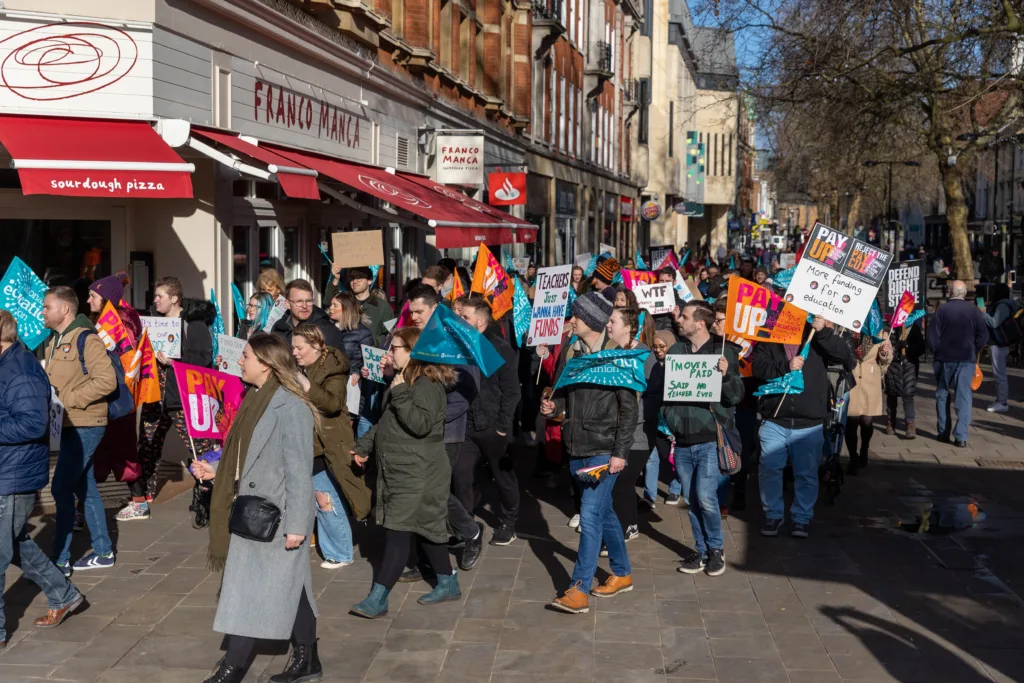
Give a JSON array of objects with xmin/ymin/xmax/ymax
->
[
  {"xmin": 410, "ymin": 304, "xmax": 506, "ymax": 376},
  {"xmin": 865, "ymin": 300, "xmax": 884, "ymax": 341},
  {"xmin": 635, "ymin": 311, "xmax": 646, "ymax": 341},
  {"xmin": 230, "ymin": 283, "xmax": 246, "ymax": 325},
  {"xmin": 369, "ymin": 265, "xmax": 381, "ymax": 284},
  {"xmin": 554, "ymin": 348, "xmax": 650, "ymax": 392},
  {"xmin": 773, "ymin": 266, "xmax": 796, "ymax": 289},
  {"xmin": 753, "ymin": 341, "xmax": 811, "ymax": 397},
  {"xmin": 210, "ymin": 289, "xmax": 225, "ymax": 359},
  {"xmin": 513, "ymin": 277, "xmax": 531, "ymax": 344},
  {"xmin": 680, "ymin": 249, "xmax": 691, "ymax": 267},
  {"xmin": 903, "ymin": 309, "xmax": 925, "ymax": 327},
  {"xmin": 730, "ymin": 256, "xmax": 736, "ymax": 269},
  {"xmin": 0, "ymin": 257, "xmax": 49, "ymax": 350},
  {"xmin": 635, "ymin": 252, "xmax": 648, "ymax": 270}
]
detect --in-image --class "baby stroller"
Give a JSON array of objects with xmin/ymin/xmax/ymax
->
[
  {"xmin": 189, "ymin": 449, "xmax": 221, "ymax": 530},
  {"xmin": 820, "ymin": 366, "xmax": 852, "ymax": 505}
]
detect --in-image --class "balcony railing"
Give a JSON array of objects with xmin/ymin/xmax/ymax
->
[
  {"xmin": 532, "ymin": 0, "xmax": 563, "ymax": 22},
  {"xmin": 587, "ymin": 41, "xmax": 613, "ymax": 76},
  {"xmin": 622, "ymin": 78, "xmax": 637, "ymax": 103}
]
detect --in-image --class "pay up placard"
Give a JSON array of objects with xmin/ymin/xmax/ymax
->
[
  {"xmin": 527, "ymin": 265, "xmax": 572, "ymax": 346},
  {"xmin": 663, "ymin": 354, "xmax": 722, "ymax": 402},
  {"xmin": 784, "ymin": 223, "xmax": 893, "ymax": 331}
]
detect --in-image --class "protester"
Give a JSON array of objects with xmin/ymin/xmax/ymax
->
[
  {"xmin": 542, "ymin": 290, "xmax": 638, "ymax": 614},
  {"xmin": 884, "ymin": 318, "xmax": 925, "ymax": 438},
  {"xmin": 43, "ymin": 286, "xmax": 117, "ymax": 576},
  {"xmin": 458, "ymin": 299, "xmax": 522, "ymax": 546},
  {"xmin": 293, "ymin": 325, "xmax": 370, "ymax": 570},
  {"xmin": 752, "ymin": 315, "xmax": 855, "ymax": 538},
  {"xmin": 845, "ymin": 333, "xmax": 892, "ymax": 475},
  {"xmin": 613, "ymin": 288, "xmax": 639, "ymax": 309},
  {"xmin": 571, "ymin": 265, "xmax": 585, "ymax": 293},
  {"xmin": 983, "ymin": 283, "xmax": 1019, "ymax": 414},
  {"xmin": 420, "ymin": 265, "xmax": 449, "ymax": 294},
  {"xmin": 237, "ymin": 292, "xmax": 274, "ymax": 339},
  {"xmin": 325, "ymin": 267, "xmax": 395, "ymax": 345},
  {"xmin": 928, "ymin": 280, "xmax": 989, "ymax": 447},
  {"xmin": 256, "ymin": 268, "xmax": 286, "ymax": 300},
  {"xmin": 643, "ymin": 330, "xmax": 682, "ymax": 506},
  {"xmin": 195, "ymin": 333, "xmax": 319, "ymax": 683},
  {"xmin": 979, "ymin": 246, "xmax": 1005, "ymax": 284},
  {"xmin": 350, "ymin": 326, "xmax": 462, "ymax": 618},
  {"xmin": 327, "ymin": 291, "xmax": 375, "ymax": 436},
  {"xmin": 134, "ymin": 277, "xmax": 218, "ymax": 519},
  {"xmin": 662, "ymin": 302, "xmax": 743, "ymax": 576},
  {"xmin": 591, "ymin": 258, "xmax": 620, "ymax": 292},
  {"xmin": 0, "ymin": 311, "xmax": 85, "ymax": 635},
  {"xmin": 272, "ymin": 279, "xmax": 344, "ymax": 350}
]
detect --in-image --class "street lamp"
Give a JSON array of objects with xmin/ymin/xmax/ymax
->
[{"xmin": 863, "ymin": 160, "xmax": 921, "ymax": 253}]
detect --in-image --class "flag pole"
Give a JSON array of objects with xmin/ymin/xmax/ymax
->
[{"xmin": 772, "ymin": 328, "xmax": 816, "ymax": 419}]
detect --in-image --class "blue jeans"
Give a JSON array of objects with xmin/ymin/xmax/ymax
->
[
  {"xmin": 355, "ymin": 416, "xmax": 374, "ymax": 439},
  {"xmin": 571, "ymin": 455, "xmax": 630, "ymax": 588},
  {"xmin": 0, "ymin": 493, "xmax": 80, "ymax": 641},
  {"xmin": 312, "ymin": 470, "xmax": 353, "ymax": 563},
  {"xmin": 674, "ymin": 443, "xmax": 724, "ymax": 555},
  {"xmin": 934, "ymin": 361, "xmax": 975, "ymax": 442},
  {"xmin": 758, "ymin": 421, "xmax": 824, "ymax": 524},
  {"xmin": 643, "ymin": 447, "xmax": 681, "ymax": 501},
  {"xmin": 52, "ymin": 426, "xmax": 111, "ymax": 565}
]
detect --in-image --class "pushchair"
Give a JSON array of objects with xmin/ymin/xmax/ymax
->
[{"xmin": 819, "ymin": 366, "xmax": 852, "ymax": 505}]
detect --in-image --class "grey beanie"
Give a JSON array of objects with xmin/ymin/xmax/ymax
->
[{"xmin": 572, "ymin": 291, "xmax": 614, "ymax": 332}]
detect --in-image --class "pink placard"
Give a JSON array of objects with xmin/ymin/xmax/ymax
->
[{"xmin": 173, "ymin": 362, "xmax": 244, "ymax": 442}]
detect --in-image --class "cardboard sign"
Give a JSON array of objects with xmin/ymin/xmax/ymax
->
[
  {"xmin": 634, "ymin": 281, "xmax": 676, "ymax": 315},
  {"xmin": 0, "ymin": 256, "xmax": 49, "ymax": 350},
  {"xmin": 663, "ymin": 354, "xmax": 722, "ymax": 402},
  {"xmin": 173, "ymin": 363, "xmax": 245, "ymax": 441},
  {"xmin": 527, "ymin": 265, "xmax": 572, "ymax": 346},
  {"xmin": 49, "ymin": 387, "xmax": 63, "ymax": 452},
  {"xmin": 784, "ymin": 223, "xmax": 893, "ymax": 331},
  {"xmin": 879, "ymin": 259, "xmax": 926, "ymax": 316},
  {"xmin": 362, "ymin": 344, "xmax": 387, "ymax": 383},
  {"xmin": 140, "ymin": 317, "xmax": 182, "ymax": 359},
  {"xmin": 724, "ymin": 277, "xmax": 807, "ymax": 345},
  {"xmin": 331, "ymin": 229, "xmax": 384, "ymax": 269},
  {"xmin": 215, "ymin": 334, "xmax": 246, "ymax": 377},
  {"xmin": 263, "ymin": 295, "xmax": 289, "ymax": 332}
]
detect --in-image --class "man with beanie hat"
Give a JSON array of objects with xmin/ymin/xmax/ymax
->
[
  {"xmin": 591, "ymin": 257, "xmax": 621, "ymax": 292},
  {"xmin": 541, "ymin": 289, "xmax": 639, "ymax": 614}
]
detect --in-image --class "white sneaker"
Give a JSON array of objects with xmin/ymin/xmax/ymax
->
[
  {"xmin": 115, "ymin": 502, "xmax": 150, "ymax": 521},
  {"xmin": 320, "ymin": 559, "xmax": 353, "ymax": 569},
  {"xmin": 567, "ymin": 514, "xmax": 581, "ymax": 529},
  {"xmin": 987, "ymin": 403, "xmax": 1010, "ymax": 413}
]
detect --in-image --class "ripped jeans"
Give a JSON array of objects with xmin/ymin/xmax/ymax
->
[{"xmin": 312, "ymin": 470, "xmax": 353, "ymax": 563}]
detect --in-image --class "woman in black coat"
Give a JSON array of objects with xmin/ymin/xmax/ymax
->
[
  {"xmin": 884, "ymin": 319, "xmax": 925, "ymax": 439},
  {"xmin": 328, "ymin": 292, "xmax": 375, "ymax": 436}
]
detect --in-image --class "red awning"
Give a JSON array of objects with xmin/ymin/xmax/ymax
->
[
  {"xmin": 400, "ymin": 173, "xmax": 537, "ymax": 227},
  {"xmin": 0, "ymin": 115, "xmax": 194, "ymax": 198},
  {"xmin": 191, "ymin": 129, "xmax": 320, "ymax": 200},
  {"xmin": 434, "ymin": 225, "xmax": 538, "ymax": 249}
]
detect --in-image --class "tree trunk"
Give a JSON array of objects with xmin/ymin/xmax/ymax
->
[
  {"xmin": 940, "ymin": 160, "xmax": 973, "ymax": 284},
  {"xmin": 846, "ymin": 192, "xmax": 862, "ymax": 235}
]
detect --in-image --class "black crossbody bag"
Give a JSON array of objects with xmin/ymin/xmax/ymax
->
[{"xmin": 227, "ymin": 447, "xmax": 281, "ymax": 542}]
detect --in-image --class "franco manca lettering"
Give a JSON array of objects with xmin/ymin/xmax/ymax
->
[{"xmin": 254, "ymin": 79, "xmax": 362, "ymax": 148}]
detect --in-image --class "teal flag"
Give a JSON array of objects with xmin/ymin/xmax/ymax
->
[
  {"xmin": 611, "ymin": 271, "xmax": 624, "ymax": 286},
  {"xmin": 636, "ymin": 252, "xmax": 648, "ymax": 270},
  {"xmin": 230, "ymin": 283, "xmax": 246, "ymax": 325},
  {"xmin": 680, "ymin": 249, "xmax": 691, "ymax": 268},
  {"xmin": 753, "ymin": 341, "xmax": 811, "ymax": 397},
  {"xmin": 584, "ymin": 254, "xmax": 599, "ymax": 277},
  {"xmin": 657, "ymin": 413, "xmax": 673, "ymax": 438},
  {"xmin": 210, "ymin": 289, "xmax": 225, "ymax": 360},
  {"xmin": 411, "ymin": 304, "xmax": 506, "ymax": 376},
  {"xmin": 773, "ymin": 266, "xmax": 796, "ymax": 289},
  {"xmin": 369, "ymin": 265, "xmax": 381, "ymax": 284},
  {"xmin": 566, "ymin": 283, "xmax": 577, "ymax": 314},
  {"xmin": 705, "ymin": 256, "xmax": 711, "ymax": 266},
  {"xmin": 0, "ymin": 257, "xmax": 49, "ymax": 350},
  {"xmin": 903, "ymin": 309, "xmax": 925, "ymax": 327},
  {"xmin": 554, "ymin": 348, "xmax": 650, "ymax": 392},
  {"xmin": 634, "ymin": 311, "xmax": 646, "ymax": 341},
  {"xmin": 513, "ymin": 278, "xmax": 531, "ymax": 343},
  {"xmin": 730, "ymin": 256, "xmax": 736, "ymax": 269},
  {"xmin": 865, "ymin": 300, "xmax": 884, "ymax": 340},
  {"xmin": 317, "ymin": 243, "xmax": 332, "ymax": 264}
]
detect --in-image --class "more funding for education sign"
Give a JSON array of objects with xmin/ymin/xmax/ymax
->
[
  {"xmin": 435, "ymin": 135, "xmax": 484, "ymax": 184},
  {"xmin": 784, "ymin": 223, "xmax": 893, "ymax": 331}
]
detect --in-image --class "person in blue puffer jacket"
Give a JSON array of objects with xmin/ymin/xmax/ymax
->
[{"xmin": 0, "ymin": 310, "xmax": 83, "ymax": 639}]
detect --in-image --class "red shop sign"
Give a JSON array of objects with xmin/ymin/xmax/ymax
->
[{"xmin": 488, "ymin": 172, "xmax": 527, "ymax": 206}]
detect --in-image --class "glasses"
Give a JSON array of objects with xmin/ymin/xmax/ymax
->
[
  {"xmin": 245, "ymin": 303, "xmax": 257, "ymax": 310},
  {"xmin": 288, "ymin": 299, "xmax": 314, "ymax": 308},
  {"xmin": 391, "ymin": 344, "xmax": 407, "ymax": 350},
  {"xmin": 715, "ymin": 317, "xmax": 726, "ymax": 325}
]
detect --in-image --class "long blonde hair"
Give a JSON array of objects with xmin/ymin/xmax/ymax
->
[
  {"xmin": 256, "ymin": 268, "xmax": 286, "ymax": 300},
  {"xmin": 246, "ymin": 333, "xmax": 322, "ymax": 431}
]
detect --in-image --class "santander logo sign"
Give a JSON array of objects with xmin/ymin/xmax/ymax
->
[
  {"xmin": 488, "ymin": 172, "xmax": 526, "ymax": 206},
  {"xmin": 495, "ymin": 177, "xmax": 520, "ymax": 201}
]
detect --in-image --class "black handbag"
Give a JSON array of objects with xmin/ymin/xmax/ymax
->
[{"xmin": 226, "ymin": 451, "xmax": 281, "ymax": 542}]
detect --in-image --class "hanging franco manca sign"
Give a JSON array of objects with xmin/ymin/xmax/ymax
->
[
  {"xmin": 784, "ymin": 223, "xmax": 893, "ymax": 331},
  {"xmin": 436, "ymin": 135, "xmax": 485, "ymax": 184}
]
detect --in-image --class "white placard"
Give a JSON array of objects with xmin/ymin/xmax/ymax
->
[
  {"xmin": 140, "ymin": 317, "xmax": 182, "ymax": 359},
  {"xmin": 779, "ymin": 253, "xmax": 796, "ymax": 269},
  {"xmin": 634, "ymin": 282, "xmax": 676, "ymax": 315},
  {"xmin": 527, "ymin": 265, "xmax": 573, "ymax": 346},
  {"xmin": 382, "ymin": 318, "xmax": 398, "ymax": 334},
  {"xmin": 512, "ymin": 257, "xmax": 531, "ymax": 273},
  {"xmin": 574, "ymin": 252, "xmax": 593, "ymax": 268},
  {"xmin": 663, "ymin": 354, "xmax": 722, "ymax": 402},
  {"xmin": 49, "ymin": 388, "xmax": 63, "ymax": 452},
  {"xmin": 435, "ymin": 135, "xmax": 485, "ymax": 184},
  {"xmin": 215, "ymin": 334, "xmax": 246, "ymax": 377},
  {"xmin": 674, "ymin": 270, "xmax": 694, "ymax": 303},
  {"xmin": 361, "ymin": 344, "xmax": 387, "ymax": 384},
  {"xmin": 263, "ymin": 296, "xmax": 289, "ymax": 333},
  {"xmin": 651, "ymin": 246, "xmax": 675, "ymax": 270},
  {"xmin": 599, "ymin": 243, "xmax": 616, "ymax": 258},
  {"xmin": 346, "ymin": 381, "xmax": 361, "ymax": 416}
]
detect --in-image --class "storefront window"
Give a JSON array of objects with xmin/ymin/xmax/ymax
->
[
  {"xmin": 232, "ymin": 225, "xmax": 250, "ymax": 297},
  {"xmin": 282, "ymin": 227, "xmax": 299, "ymax": 282},
  {"xmin": 259, "ymin": 226, "xmax": 280, "ymax": 273},
  {"xmin": 0, "ymin": 219, "xmax": 110, "ymax": 297}
]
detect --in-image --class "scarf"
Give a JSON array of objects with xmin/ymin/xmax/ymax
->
[{"xmin": 207, "ymin": 374, "xmax": 281, "ymax": 571}]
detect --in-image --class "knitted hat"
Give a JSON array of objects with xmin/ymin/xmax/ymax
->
[
  {"xmin": 89, "ymin": 272, "xmax": 128, "ymax": 306},
  {"xmin": 572, "ymin": 291, "xmax": 614, "ymax": 332},
  {"xmin": 593, "ymin": 257, "xmax": 621, "ymax": 285}
]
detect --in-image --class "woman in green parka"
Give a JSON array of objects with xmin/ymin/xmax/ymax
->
[{"xmin": 349, "ymin": 326, "xmax": 459, "ymax": 618}]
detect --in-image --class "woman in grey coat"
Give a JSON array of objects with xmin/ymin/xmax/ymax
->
[{"xmin": 191, "ymin": 333, "xmax": 320, "ymax": 683}]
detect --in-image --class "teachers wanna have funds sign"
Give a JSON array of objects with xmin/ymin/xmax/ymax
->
[{"xmin": 785, "ymin": 223, "xmax": 893, "ymax": 331}]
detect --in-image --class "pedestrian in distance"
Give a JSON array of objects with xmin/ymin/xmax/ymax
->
[
  {"xmin": 982, "ymin": 283, "xmax": 1019, "ymax": 414},
  {"xmin": 845, "ymin": 333, "xmax": 892, "ymax": 475},
  {"xmin": 643, "ymin": 330, "xmax": 683, "ymax": 507},
  {"xmin": 326, "ymin": 291, "xmax": 375, "ymax": 436},
  {"xmin": 884, "ymin": 317, "xmax": 925, "ymax": 438}
]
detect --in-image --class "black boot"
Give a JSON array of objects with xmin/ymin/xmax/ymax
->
[
  {"xmin": 459, "ymin": 522, "xmax": 484, "ymax": 571},
  {"xmin": 269, "ymin": 642, "xmax": 323, "ymax": 683},
  {"xmin": 203, "ymin": 661, "xmax": 246, "ymax": 683},
  {"xmin": 858, "ymin": 446, "xmax": 869, "ymax": 471}
]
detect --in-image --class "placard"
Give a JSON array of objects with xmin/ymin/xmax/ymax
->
[
  {"xmin": 215, "ymin": 334, "xmax": 246, "ymax": 377},
  {"xmin": 49, "ymin": 387, "xmax": 63, "ymax": 452},
  {"xmin": 527, "ymin": 265, "xmax": 573, "ymax": 346},
  {"xmin": 663, "ymin": 354, "xmax": 722, "ymax": 402},
  {"xmin": 346, "ymin": 381, "xmax": 361, "ymax": 416},
  {"xmin": 779, "ymin": 253, "xmax": 796, "ymax": 269},
  {"xmin": 634, "ymin": 282, "xmax": 676, "ymax": 315},
  {"xmin": 512, "ymin": 257, "xmax": 531, "ymax": 273},
  {"xmin": 263, "ymin": 295, "xmax": 289, "ymax": 332},
  {"xmin": 361, "ymin": 344, "xmax": 387, "ymax": 383},
  {"xmin": 140, "ymin": 317, "xmax": 182, "ymax": 359},
  {"xmin": 0, "ymin": 256, "xmax": 49, "ymax": 350},
  {"xmin": 331, "ymin": 230, "xmax": 384, "ymax": 269},
  {"xmin": 724, "ymin": 277, "xmax": 807, "ymax": 345},
  {"xmin": 879, "ymin": 259, "xmax": 926, "ymax": 316},
  {"xmin": 784, "ymin": 223, "xmax": 893, "ymax": 331},
  {"xmin": 574, "ymin": 252, "xmax": 593, "ymax": 268},
  {"xmin": 173, "ymin": 363, "xmax": 245, "ymax": 441},
  {"xmin": 650, "ymin": 245, "xmax": 676, "ymax": 270},
  {"xmin": 599, "ymin": 243, "xmax": 616, "ymax": 258}
]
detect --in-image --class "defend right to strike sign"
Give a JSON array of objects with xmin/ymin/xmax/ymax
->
[
  {"xmin": 527, "ymin": 264, "xmax": 573, "ymax": 346},
  {"xmin": 784, "ymin": 222, "xmax": 893, "ymax": 331}
]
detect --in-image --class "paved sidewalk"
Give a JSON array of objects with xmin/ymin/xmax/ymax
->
[{"xmin": 2, "ymin": 362, "xmax": 1024, "ymax": 682}]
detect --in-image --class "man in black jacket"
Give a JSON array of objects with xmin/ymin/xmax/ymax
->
[
  {"xmin": 752, "ymin": 315, "xmax": 855, "ymax": 539},
  {"xmin": 272, "ymin": 279, "xmax": 344, "ymax": 352},
  {"xmin": 458, "ymin": 299, "xmax": 522, "ymax": 546}
]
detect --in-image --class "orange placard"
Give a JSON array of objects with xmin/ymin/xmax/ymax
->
[{"xmin": 725, "ymin": 277, "xmax": 806, "ymax": 345}]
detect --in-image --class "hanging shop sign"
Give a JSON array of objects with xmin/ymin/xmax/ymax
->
[
  {"xmin": 488, "ymin": 172, "xmax": 527, "ymax": 205},
  {"xmin": 436, "ymin": 135, "xmax": 485, "ymax": 184},
  {"xmin": 620, "ymin": 197, "xmax": 634, "ymax": 219},
  {"xmin": 641, "ymin": 201, "xmax": 662, "ymax": 221}
]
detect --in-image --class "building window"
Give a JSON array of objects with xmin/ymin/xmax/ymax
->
[
  {"xmin": 439, "ymin": 0, "xmax": 452, "ymax": 71},
  {"xmin": 727, "ymin": 133, "xmax": 733, "ymax": 176},
  {"xmin": 668, "ymin": 101, "xmax": 674, "ymax": 157},
  {"xmin": 637, "ymin": 78, "xmax": 650, "ymax": 144}
]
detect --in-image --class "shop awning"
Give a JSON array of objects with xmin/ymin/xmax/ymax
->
[
  {"xmin": 0, "ymin": 116, "xmax": 194, "ymax": 198},
  {"xmin": 400, "ymin": 173, "xmax": 536, "ymax": 227},
  {"xmin": 189, "ymin": 129, "xmax": 320, "ymax": 200}
]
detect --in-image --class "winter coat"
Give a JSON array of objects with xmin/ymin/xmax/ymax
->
[
  {"xmin": 354, "ymin": 376, "xmax": 451, "ymax": 544},
  {"xmin": 338, "ymin": 324, "xmax": 374, "ymax": 376},
  {"xmin": 212, "ymin": 388, "xmax": 316, "ymax": 640},
  {"xmin": 928, "ymin": 299, "xmax": 988, "ymax": 363},
  {"xmin": 660, "ymin": 337, "xmax": 745, "ymax": 447},
  {"xmin": 985, "ymin": 298, "xmax": 1020, "ymax": 347},
  {"xmin": 468, "ymin": 330, "xmax": 521, "ymax": 434},
  {"xmin": 303, "ymin": 347, "xmax": 370, "ymax": 521},
  {"xmin": 44, "ymin": 315, "xmax": 116, "ymax": 427},
  {"xmin": 163, "ymin": 299, "xmax": 216, "ymax": 412},
  {"xmin": 631, "ymin": 342, "xmax": 660, "ymax": 452},
  {"xmin": 0, "ymin": 342, "xmax": 51, "ymax": 495},
  {"xmin": 323, "ymin": 280, "xmax": 395, "ymax": 345},
  {"xmin": 444, "ymin": 366, "xmax": 480, "ymax": 444},
  {"xmin": 272, "ymin": 306, "xmax": 345, "ymax": 355},
  {"xmin": 847, "ymin": 340, "xmax": 891, "ymax": 417},
  {"xmin": 884, "ymin": 324, "xmax": 924, "ymax": 399}
]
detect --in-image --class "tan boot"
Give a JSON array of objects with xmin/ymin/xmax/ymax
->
[
  {"xmin": 591, "ymin": 574, "xmax": 634, "ymax": 598},
  {"xmin": 885, "ymin": 419, "xmax": 895, "ymax": 436},
  {"xmin": 905, "ymin": 420, "xmax": 917, "ymax": 439},
  {"xmin": 550, "ymin": 582, "xmax": 590, "ymax": 613}
]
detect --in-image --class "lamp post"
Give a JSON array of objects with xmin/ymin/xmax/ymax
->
[{"xmin": 863, "ymin": 160, "xmax": 921, "ymax": 254}]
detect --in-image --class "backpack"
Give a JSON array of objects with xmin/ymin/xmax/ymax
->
[
  {"xmin": 76, "ymin": 331, "xmax": 135, "ymax": 421},
  {"xmin": 998, "ymin": 304, "xmax": 1024, "ymax": 346}
]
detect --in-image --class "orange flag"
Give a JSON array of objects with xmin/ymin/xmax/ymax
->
[
  {"xmin": 95, "ymin": 301, "xmax": 133, "ymax": 356},
  {"xmin": 470, "ymin": 244, "xmax": 514, "ymax": 319},
  {"xmin": 449, "ymin": 271, "xmax": 465, "ymax": 303},
  {"xmin": 126, "ymin": 328, "xmax": 161, "ymax": 406}
]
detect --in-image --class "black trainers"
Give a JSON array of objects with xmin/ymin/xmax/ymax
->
[
  {"xmin": 625, "ymin": 525, "xmax": 640, "ymax": 541},
  {"xmin": 761, "ymin": 518, "xmax": 784, "ymax": 537},
  {"xmin": 665, "ymin": 493, "xmax": 681, "ymax": 506},
  {"xmin": 706, "ymin": 548, "xmax": 726, "ymax": 576},
  {"xmin": 677, "ymin": 552, "xmax": 707, "ymax": 574},
  {"xmin": 399, "ymin": 567, "xmax": 433, "ymax": 583},
  {"xmin": 790, "ymin": 523, "xmax": 809, "ymax": 539},
  {"xmin": 490, "ymin": 525, "xmax": 517, "ymax": 546}
]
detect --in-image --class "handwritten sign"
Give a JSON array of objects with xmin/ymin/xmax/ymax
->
[
  {"xmin": 263, "ymin": 295, "xmax": 289, "ymax": 332},
  {"xmin": 140, "ymin": 317, "xmax": 182, "ymax": 359},
  {"xmin": 527, "ymin": 265, "xmax": 572, "ymax": 346},
  {"xmin": 663, "ymin": 354, "xmax": 722, "ymax": 402},
  {"xmin": 361, "ymin": 344, "xmax": 387, "ymax": 383},
  {"xmin": 215, "ymin": 334, "xmax": 246, "ymax": 377},
  {"xmin": 634, "ymin": 282, "xmax": 675, "ymax": 315},
  {"xmin": 331, "ymin": 230, "xmax": 384, "ymax": 269},
  {"xmin": 49, "ymin": 387, "xmax": 63, "ymax": 451},
  {"xmin": 512, "ymin": 257, "xmax": 530, "ymax": 273}
]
